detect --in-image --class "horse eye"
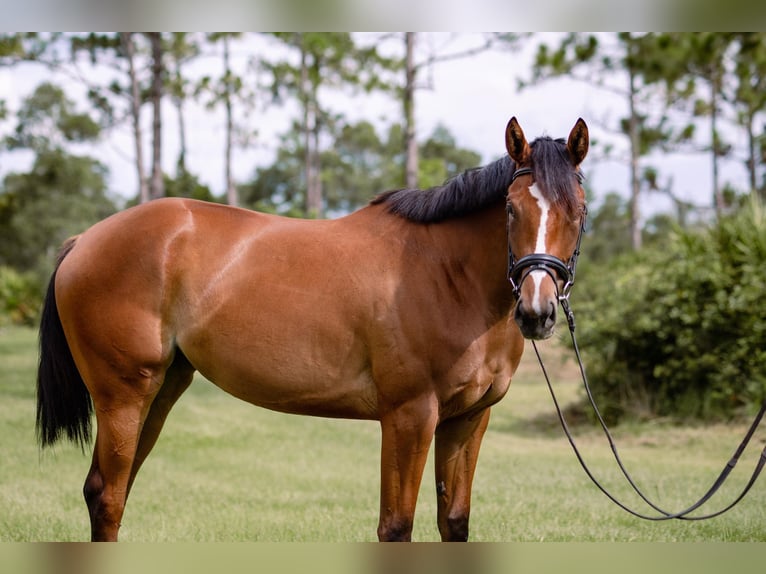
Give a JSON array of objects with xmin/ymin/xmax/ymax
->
[{"xmin": 506, "ymin": 203, "xmax": 515, "ymax": 217}]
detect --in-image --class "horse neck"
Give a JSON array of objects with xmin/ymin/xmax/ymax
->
[{"xmin": 430, "ymin": 203, "xmax": 514, "ymax": 317}]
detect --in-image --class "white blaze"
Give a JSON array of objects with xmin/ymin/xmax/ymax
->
[{"xmin": 528, "ymin": 184, "xmax": 550, "ymax": 315}]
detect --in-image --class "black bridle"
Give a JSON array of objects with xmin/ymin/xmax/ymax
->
[
  {"xmin": 508, "ymin": 164, "xmax": 766, "ymax": 520},
  {"xmin": 506, "ymin": 166, "xmax": 586, "ymax": 322}
]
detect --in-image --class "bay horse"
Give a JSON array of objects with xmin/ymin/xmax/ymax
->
[{"xmin": 36, "ymin": 117, "xmax": 589, "ymax": 541}]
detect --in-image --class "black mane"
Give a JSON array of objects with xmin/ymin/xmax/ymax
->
[
  {"xmin": 370, "ymin": 156, "xmax": 514, "ymax": 223},
  {"xmin": 372, "ymin": 136, "xmax": 581, "ymax": 223}
]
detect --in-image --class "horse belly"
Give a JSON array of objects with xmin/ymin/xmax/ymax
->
[
  {"xmin": 210, "ymin": 366, "xmax": 378, "ymax": 420},
  {"xmin": 177, "ymin": 305, "xmax": 379, "ymax": 420}
]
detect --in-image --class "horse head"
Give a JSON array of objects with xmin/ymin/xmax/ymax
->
[{"xmin": 505, "ymin": 117, "xmax": 589, "ymax": 340}]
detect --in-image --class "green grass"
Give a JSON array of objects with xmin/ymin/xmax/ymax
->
[{"xmin": 1, "ymin": 326, "xmax": 765, "ymax": 541}]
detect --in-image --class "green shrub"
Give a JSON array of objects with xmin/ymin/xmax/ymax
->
[
  {"xmin": 0, "ymin": 266, "xmax": 42, "ymax": 327},
  {"xmin": 573, "ymin": 197, "xmax": 766, "ymax": 423}
]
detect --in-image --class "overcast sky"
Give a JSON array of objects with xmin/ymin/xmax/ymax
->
[{"xmin": 0, "ymin": 33, "xmax": 751, "ymax": 222}]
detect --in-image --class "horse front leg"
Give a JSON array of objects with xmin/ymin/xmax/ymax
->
[
  {"xmin": 377, "ymin": 395, "xmax": 439, "ymax": 542},
  {"xmin": 434, "ymin": 408, "xmax": 491, "ymax": 541}
]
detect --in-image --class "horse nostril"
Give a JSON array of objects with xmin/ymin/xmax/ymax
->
[
  {"xmin": 545, "ymin": 300, "xmax": 557, "ymax": 327},
  {"xmin": 514, "ymin": 298, "xmax": 528, "ymax": 320}
]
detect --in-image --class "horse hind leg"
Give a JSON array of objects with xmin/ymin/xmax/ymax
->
[
  {"xmin": 82, "ymin": 354, "xmax": 184, "ymax": 541},
  {"xmin": 127, "ymin": 351, "xmax": 195, "ymax": 497},
  {"xmin": 83, "ymin": 396, "xmax": 150, "ymax": 541}
]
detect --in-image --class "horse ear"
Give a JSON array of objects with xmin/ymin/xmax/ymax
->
[
  {"xmin": 505, "ymin": 117, "xmax": 530, "ymax": 163},
  {"xmin": 567, "ymin": 118, "xmax": 589, "ymax": 166}
]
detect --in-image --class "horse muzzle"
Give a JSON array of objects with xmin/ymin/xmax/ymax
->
[
  {"xmin": 514, "ymin": 288, "xmax": 558, "ymax": 340},
  {"xmin": 509, "ymin": 254, "xmax": 571, "ymax": 340}
]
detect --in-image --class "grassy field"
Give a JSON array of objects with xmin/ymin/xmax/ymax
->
[{"xmin": 1, "ymin": 325, "xmax": 765, "ymax": 542}]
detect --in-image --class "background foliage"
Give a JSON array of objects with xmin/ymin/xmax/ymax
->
[
  {"xmin": 574, "ymin": 196, "xmax": 766, "ymax": 422},
  {"xmin": 0, "ymin": 267, "xmax": 39, "ymax": 327}
]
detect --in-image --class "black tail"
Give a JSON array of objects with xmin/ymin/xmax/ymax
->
[{"xmin": 36, "ymin": 237, "xmax": 93, "ymax": 449}]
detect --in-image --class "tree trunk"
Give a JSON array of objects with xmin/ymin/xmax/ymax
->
[
  {"xmin": 404, "ymin": 32, "xmax": 418, "ymax": 189},
  {"xmin": 711, "ymin": 71, "xmax": 723, "ymax": 216},
  {"xmin": 299, "ymin": 34, "xmax": 322, "ymax": 218},
  {"xmin": 176, "ymin": 95, "xmax": 186, "ymax": 176},
  {"xmin": 148, "ymin": 32, "xmax": 164, "ymax": 200},
  {"xmin": 120, "ymin": 33, "xmax": 149, "ymax": 204},
  {"xmin": 172, "ymin": 62, "xmax": 187, "ymax": 176},
  {"xmin": 300, "ymin": 36, "xmax": 312, "ymax": 215},
  {"xmin": 223, "ymin": 35, "xmax": 237, "ymax": 206},
  {"xmin": 627, "ymin": 62, "xmax": 642, "ymax": 250},
  {"xmin": 308, "ymin": 108, "xmax": 322, "ymax": 217},
  {"xmin": 745, "ymin": 111, "xmax": 757, "ymax": 194}
]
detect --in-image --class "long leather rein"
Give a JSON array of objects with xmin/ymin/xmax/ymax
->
[
  {"xmin": 508, "ymin": 165, "xmax": 766, "ymax": 520},
  {"xmin": 533, "ymin": 309, "xmax": 766, "ymax": 521}
]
